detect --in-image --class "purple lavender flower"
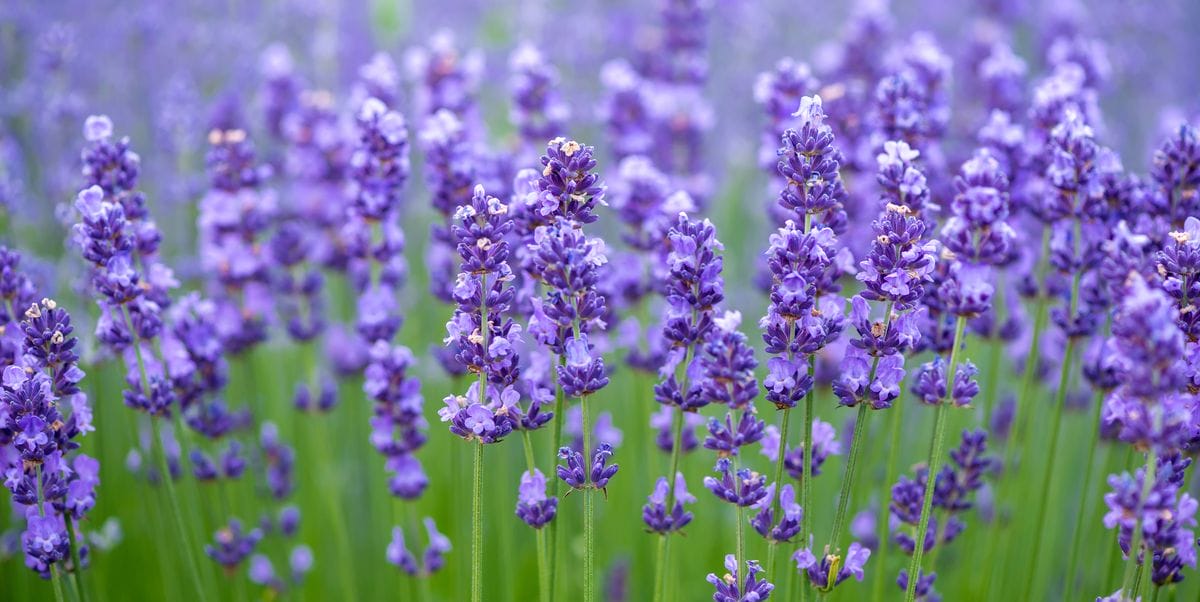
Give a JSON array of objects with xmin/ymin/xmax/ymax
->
[
  {"xmin": 22, "ymin": 510, "xmax": 68, "ymax": 577},
  {"xmin": 704, "ymin": 457, "xmax": 768, "ymax": 507},
  {"xmin": 643, "ymin": 472, "xmax": 695, "ymax": 535},
  {"xmin": 911, "ymin": 357, "xmax": 980, "ymax": 407},
  {"xmin": 1103, "ymin": 455, "xmax": 1198, "ymax": 585},
  {"xmin": 794, "ymin": 539, "xmax": 871, "ymax": 591},
  {"xmin": 651, "ymin": 406, "xmax": 702, "ymax": 453},
  {"xmin": 440, "ymin": 186, "xmax": 523, "ymax": 443},
  {"xmin": 654, "ymin": 214, "xmax": 725, "ymax": 412},
  {"xmin": 205, "ymin": 519, "xmax": 262, "ymax": 572},
  {"xmin": 759, "ymin": 419, "xmax": 842, "ymax": 480},
  {"xmin": 942, "ymin": 149, "xmax": 1015, "ymax": 266},
  {"xmin": 760, "ymin": 220, "xmax": 846, "ymax": 409},
  {"xmin": 1152, "ymin": 124, "xmax": 1200, "ymax": 228},
  {"xmin": 516, "ymin": 469, "xmax": 558, "ymax": 529},
  {"xmin": 755, "ymin": 58, "xmax": 819, "ymax": 172},
  {"xmin": 707, "ymin": 554, "xmax": 774, "ymax": 602},
  {"xmin": 1158, "ymin": 217, "xmax": 1200, "ymax": 344},
  {"xmin": 557, "ymin": 443, "xmax": 619, "ymax": 493},
  {"xmin": 364, "ymin": 341, "xmax": 427, "ymax": 500},
  {"xmin": 508, "ymin": 44, "xmax": 568, "ymax": 164},
  {"xmin": 259, "ymin": 423, "xmax": 294, "ymax": 500},
  {"xmin": 776, "ymin": 96, "xmax": 848, "ymax": 230},
  {"xmin": 599, "ymin": 60, "xmax": 653, "ymax": 162},
  {"xmin": 751, "ymin": 483, "xmax": 802, "ymax": 542},
  {"xmin": 896, "ymin": 569, "xmax": 939, "ymax": 602}
]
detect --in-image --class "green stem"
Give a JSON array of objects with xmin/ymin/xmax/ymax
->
[
  {"xmin": 1021, "ymin": 335, "xmax": 1078, "ymax": 600},
  {"xmin": 520, "ymin": 431, "xmax": 550, "ymax": 602},
  {"xmin": 65, "ymin": 516, "xmax": 88, "ymax": 602},
  {"xmin": 546, "ymin": 355, "xmax": 566, "ymax": 599},
  {"xmin": 828, "ymin": 301, "xmax": 895, "ymax": 554},
  {"xmin": 309, "ymin": 412, "xmax": 358, "ymax": 598},
  {"xmin": 653, "ymin": 407, "xmax": 686, "ymax": 602},
  {"xmin": 1121, "ymin": 448, "xmax": 1159, "ymax": 598},
  {"xmin": 653, "ymin": 535, "xmax": 667, "ymax": 602},
  {"xmin": 904, "ymin": 316, "xmax": 967, "ymax": 602},
  {"xmin": 122, "ymin": 304, "xmax": 209, "ymax": 600},
  {"xmin": 871, "ymin": 394, "xmax": 905, "ymax": 602},
  {"xmin": 472, "ymin": 440, "xmax": 484, "ymax": 602},
  {"xmin": 51, "ymin": 566, "xmax": 66, "ymax": 602},
  {"xmin": 152, "ymin": 418, "xmax": 208, "ymax": 600},
  {"xmin": 582, "ymin": 394, "xmax": 595, "ymax": 602},
  {"xmin": 765, "ymin": 406, "xmax": 791, "ymax": 578},
  {"xmin": 1063, "ymin": 387, "xmax": 1107, "ymax": 601},
  {"xmin": 734, "ymin": 454, "xmax": 746, "ymax": 589}
]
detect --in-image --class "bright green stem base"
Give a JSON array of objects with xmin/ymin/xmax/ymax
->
[{"xmin": 904, "ymin": 316, "xmax": 967, "ymax": 602}]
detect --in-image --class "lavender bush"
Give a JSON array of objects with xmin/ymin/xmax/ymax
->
[{"xmin": 1, "ymin": 1, "xmax": 1200, "ymax": 601}]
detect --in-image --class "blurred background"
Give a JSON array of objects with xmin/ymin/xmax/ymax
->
[{"xmin": 1, "ymin": 0, "xmax": 1199, "ymax": 600}]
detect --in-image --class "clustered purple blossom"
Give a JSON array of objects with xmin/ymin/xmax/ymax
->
[
  {"xmin": 438, "ymin": 185, "xmax": 522, "ymax": 444},
  {"xmin": 1, "ymin": 287, "xmax": 97, "ymax": 579},
  {"xmin": 388, "ymin": 518, "xmax": 452, "ymax": 577},
  {"xmin": 707, "ymin": 553, "xmax": 775, "ymax": 602},
  {"xmin": 198, "ymin": 128, "xmax": 276, "ymax": 354},
  {"xmin": 888, "ymin": 430, "xmax": 994, "ymax": 599},
  {"xmin": 759, "ymin": 419, "xmax": 842, "ymax": 480},
  {"xmin": 643, "ymin": 472, "xmax": 695, "ymax": 535}
]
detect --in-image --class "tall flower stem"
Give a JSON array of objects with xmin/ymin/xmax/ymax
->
[
  {"xmin": 904, "ymin": 316, "xmax": 967, "ymax": 602},
  {"xmin": 734, "ymin": 454, "xmax": 747, "ymax": 589},
  {"xmin": 1020, "ymin": 332, "xmax": 1079, "ymax": 599},
  {"xmin": 1063, "ymin": 387, "xmax": 1108, "ymax": 601},
  {"xmin": 51, "ymin": 566, "xmax": 66, "ymax": 602},
  {"xmin": 471, "ymin": 440, "xmax": 484, "ymax": 602},
  {"xmin": 764, "ymin": 405, "xmax": 791, "ymax": 577},
  {"xmin": 1121, "ymin": 425, "xmax": 1161, "ymax": 597},
  {"xmin": 121, "ymin": 306, "xmax": 208, "ymax": 601},
  {"xmin": 303, "ymin": 341, "xmax": 358, "ymax": 599},
  {"xmin": 582, "ymin": 394, "xmax": 595, "ymax": 602},
  {"xmin": 1004, "ymin": 228, "xmax": 1051, "ymax": 472},
  {"xmin": 653, "ymin": 406, "xmax": 686, "ymax": 602},
  {"xmin": 521, "ymin": 432, "xmax": 550, "ymax": 602},
  {"xmin": 546, "ymin": 356, "xmax": 566, "ymax": 598},
  {"xmin": 828, "ymin": 303, "xmax": 895, "ymax": 552},
  {"xmin": 871, "ymin": 393, "xmax": 906, "ymax": 602},
  {"xmin": 65, "ymin": 516, "xmax": 88, "ymax": 602},
  {"xmin": 1022, "ymin": 219, "xmax": 1083, "ymax": 600}
]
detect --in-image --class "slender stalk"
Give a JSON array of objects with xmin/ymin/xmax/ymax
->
[
  {"xmin": 1121, "ymin": 448, "xmax": 1159, "ymax": 598},
  {"xmin": 800, "ymin": 354, "xmax": 816, "ymax": 602},
  {"xmin": 904, "ymin": 316, "xmax": 967, "ymax": 602},
  {"xmin": 521, "ymin": 432, "xmax": 550, "ymax": 602},
  {"xmin": 653, "ymin": 534, "xmax": 667, "ymax": 602},
  {"xmin": 827, "ymin": 300, "xmax": 895, "ymax": 551},
  {"xmin": 652, "ymin": 407, "xmax": 686, "ymax": 602},
  {"xmin": 871, "ymin": 394, "xmax": 905, "ymax": 602},
  {"xmin": 51, "ymin": 566, "xmax": 66, "ymax": 602},
  {"xmin": 297, "ymin": 339, "xmax": 358, "ymax": 597},
  {"xmin": 121, "ymin": 305, "xmax": 209, "ymax": 600},
  {"xmin": 582, "ymin": 394, "xmax": 595, "ymax": 602},
  {"xmin": 65, "ymin": 516, "xmax": 88, "ymax": 602},
  {"xmin": 1063, "ymin": 387, "xmax": 1107, "ymax": 601},
  {"xmin": 654, "ymin": 338, "xmax": 697, "ymax": 602},
  {"xmin": 546, "ymin": 355, "xmax": 566, "ymax": 599},
  {"xmin": 765, "ymin": 406, "xmax": 791, "ymax": 577},
  {"xmin": 471, "ymin": 440, "xmax": 484, "ymax": 602},
  {"xmin": 1020, "ymin": 335, "xmax": 1078, "ymax": 600},
  {"xmin": 734, "ymin": 454, "xmax": 746, "ymax": 589},
  {"xmin": 1023, "ymin": 221, "xmax": 1084, "ymax": 599}
]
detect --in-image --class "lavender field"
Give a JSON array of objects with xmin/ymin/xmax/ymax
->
[{"xmin": 2, "ymin": 0, "xmax": 1200, "ymax": 600}]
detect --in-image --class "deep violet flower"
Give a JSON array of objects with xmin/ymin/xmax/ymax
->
[
  {"xmin": 707, "ymin": 554, "xmax": 774, "ymax": 602},
  {"xmin": 516, "ymin": 469, "xmax": 558, "ymax": 529},
  {"xmin": 643, "ymin": 472, "xmax": 695, "ymax": 535},
  {"xmin": 794, "ymin": 539, "xmax": 871, "ymax": 591}
]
